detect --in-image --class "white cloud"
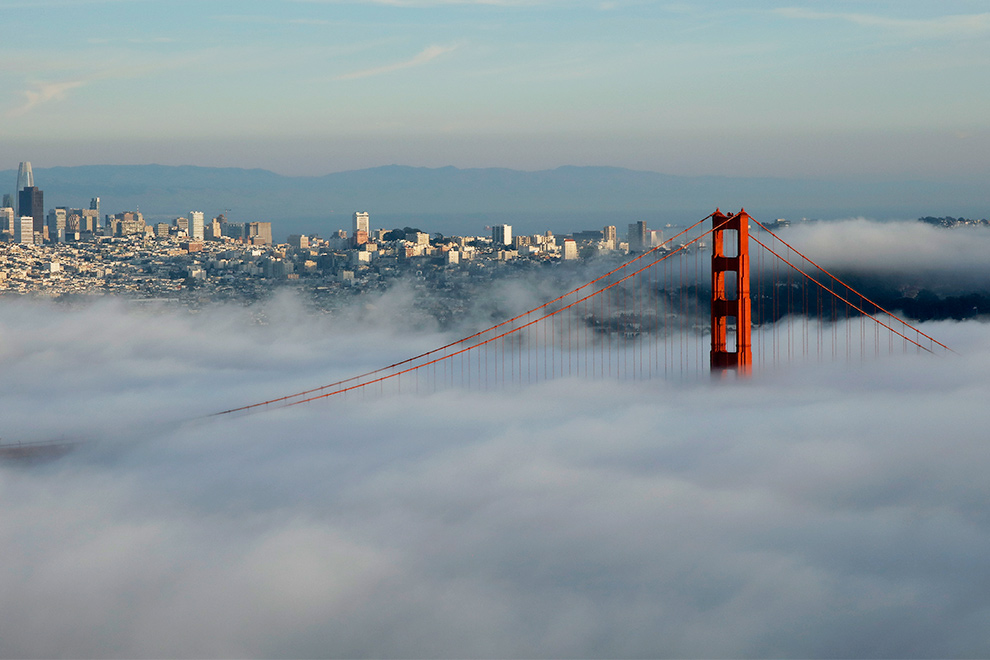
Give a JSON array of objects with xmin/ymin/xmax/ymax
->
[
  {"xmin": 334, "ymin": 44, "xmax": 457, "ymax": 81},
  {"xmin": 763, "ymin": 219, "xmax": 990, "ymax": 288},
  {"xmin": 774, "ymin": 8, "xmax": 990, "ymax": 40},
  {"xmin": 7, "ymin": 79, "xmax": 87, "ymax": 117}
]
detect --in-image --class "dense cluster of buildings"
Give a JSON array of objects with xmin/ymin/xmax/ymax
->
[
  {"xmin": 2, "ymin": 161, "xmax": 673, "ymax": 307},
  {"xmin": 2, "ymin": 162, "xmax": 273, "ymax": 247}
]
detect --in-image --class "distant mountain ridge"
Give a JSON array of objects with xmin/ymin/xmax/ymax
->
[{"xmin": 1, "ymin": 164, "xmax": 983, "ymax": 238}]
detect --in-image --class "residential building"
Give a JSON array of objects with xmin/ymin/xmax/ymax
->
[
  {"xmin": 562, "ymin": 238, "xmax": 578, "ymax": 260},
  {"xmin": 353, "ymin": 211, "xmax": 370, "ymax": 235},
  {"xmin": 14, "ymin": 216, "xmax": 34, "ymax": 244},
  {"xmin": 189, "ymin": 211, "xmax": 205, "ymax": 241},
  {"xmin": 492, "ymin": 224, "xmax": 512, "ymax": 246}
]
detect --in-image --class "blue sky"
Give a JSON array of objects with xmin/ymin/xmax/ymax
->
[{"xmin": 2, "ymin": 0, "xmax": 988, "ymax": 179}]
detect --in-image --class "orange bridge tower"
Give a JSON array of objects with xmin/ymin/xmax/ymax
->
[{"xmin": 710, "ymin": 209, "xmax": 752, "ymax": 374}]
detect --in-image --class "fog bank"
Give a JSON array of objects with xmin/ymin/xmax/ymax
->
[{"xmin": 1, "ymin": 295, "xmax": 988, "ymax": 658}]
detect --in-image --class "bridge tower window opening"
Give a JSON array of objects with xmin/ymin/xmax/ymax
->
[
  {"xmin": 725, "ymin": 316, "xmax": 738, "ymax": 352},
  {"xmin": 723, "ymin": 271, "xmax": 738, "ymax": 301},
  {"xmin": 721, "ymin": 229, "xmax": 738, "ymax": 258}
]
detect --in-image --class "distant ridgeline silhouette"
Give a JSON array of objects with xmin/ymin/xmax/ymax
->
[{"xmin": 0, "ymin": 164, "xmax": 985, "ymax": 236}]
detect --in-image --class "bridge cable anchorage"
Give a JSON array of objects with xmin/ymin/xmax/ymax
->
[
  {"xmin": 749, "ymin": 218, "xmax": 953, "ymax": 355},
  {"xmin": 209, "ymin": 213, "xmax": 726, "ymax": 417}
]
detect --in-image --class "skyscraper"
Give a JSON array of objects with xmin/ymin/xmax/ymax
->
[
  {"xmin": 189, "ymin": 211, "xmax": 205, "ymax": 241},
  {"xmin": 492, "ymin": 224, "xmax": 512, "ymax": 246},
  {"xmin": 245, "ymin": 222, "xmax": 272, "ymax": 245},
  {"xmin": 19, "ymin": 186, "xmax": 44, "ymax": 235},
  {"xmin": 14, "ymin": 215, "xmax": 34, "ymax": 245},
  {"xmin": 47, "ymin": 208, "xmax": 67, "ymax": 243},
  {"xmin": 0, "ymin": 207, "xmax": 13, "ymax": 235},
  {"xmin": 353, "ymin": 211, "xmax": 370, "ymax": 235},
  {"xmin": 603, "ymin": 225, "xmax": 617, "ymax": 250},
  {"xmin": 15, "ymin": 161, "xmax": 34, "ymax": 217},
  {"xmin": 90, "ymin": 197, "xmax": 100, "ymax": 228},
  {"xmin": 16, "ymin": 161, "xmax": 34, "ymax": 189},
  {"xmin": 627, "ymin": 220, "xmax": 647, "ymax": 252}
]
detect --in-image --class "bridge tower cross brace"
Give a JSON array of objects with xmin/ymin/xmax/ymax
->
[{"xmin": 710, "ymin": 209, "xmax": 753, "ymax": 374}]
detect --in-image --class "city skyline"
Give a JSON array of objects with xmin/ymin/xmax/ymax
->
[{"xmin": 1, "ymin": 1, "xmax": 988, "ymax": 181}]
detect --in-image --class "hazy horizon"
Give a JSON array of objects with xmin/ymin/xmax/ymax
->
[{"xmin": 2, "ymin": 1, "xmax": 989, "ymax": 181}]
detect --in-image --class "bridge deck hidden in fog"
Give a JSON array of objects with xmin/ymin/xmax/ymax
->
[{"xmin": 215, "ymin": 209, "xmax": 951, "ymax": 417}]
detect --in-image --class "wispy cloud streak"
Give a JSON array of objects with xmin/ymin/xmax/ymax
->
[
  {"xmin": 334, "ymin": 44, "xmax": 456, "ymax": 81},
  {"xmin": 774, "ymin": 8, "xmax": 990, "ymax": 39},
  {"xmin": 8, "ymin": 79, "xmax": 87, "ymax": 117}
]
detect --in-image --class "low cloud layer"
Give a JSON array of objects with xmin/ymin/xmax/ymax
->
[
  {"xmin": 1, "ymin": 293, "xmax": 988, "ymax": 657},
  {"xmin": 760, "ymin": 219, "xmax": 990, "ymax": 291}
]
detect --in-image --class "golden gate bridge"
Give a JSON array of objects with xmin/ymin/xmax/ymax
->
[{"xmin": 213, "ymin": 209, "xmax": 951, "ymax": 417}]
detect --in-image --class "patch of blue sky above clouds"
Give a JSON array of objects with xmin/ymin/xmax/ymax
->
[{"xmin": 1, "ymin": 0, "xmax": 988, "ymax": 178}]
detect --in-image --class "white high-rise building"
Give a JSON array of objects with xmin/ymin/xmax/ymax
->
[
  {"xmin": 15, "ymin": 216, "xmax": 34, "ymax": 244},
  {"xmin": 492, "ymin": 224, "xmax": 512, "ymax": 246},
  {"xmin": 15, "ymin": 161, "xmax": 33, "ymax": 217},
  {"xmin": 562, "ymin": 238, "xmax": 578, "ymax": 260},
  {"xmin": 189, "ymin": 211, "xmax": 205, "ymax": 241},
  {"xmin": 353, "ymin": 211, "xmax": 370, "ymax": 235}
]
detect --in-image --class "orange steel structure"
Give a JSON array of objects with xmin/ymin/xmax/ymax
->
[{"xmin": 710, "ymin": 209, "xmax": 752, "ymax": 374}]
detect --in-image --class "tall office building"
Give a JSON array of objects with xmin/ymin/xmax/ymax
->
[
  {"xmin": 189, "ymin": 211, "xmax": 205, "ymax": 241},
  {"xmin": 2, "ymin": 194, "xmax": 12, "ymax": 209},
  {"xmin": 562, "ymin": 238, "xmax": 578, "ymax": 260},
  {"xmin": 492, "ymin": 224, "xmax": 512, "ymax": 246},
  {"xmin": 47, "ymin": 208, "xmax": 67, "ymax": 243},
  {"xmin": 16, "ymin": 161, "xmax": 34, "ymax": 190},
  {"xmin": 627, "ymin": 220, "xmax": 647, "ymax": 252},
  {"xmin": 245, "ymin": 221, "xmax": 273, "ymax": 245},
  {"xmin": 14, "ymin": 216, "xmax": 34, "ymax": 244},
  {"xmin": 15, "ymin": 161, "xmax": 34, "ymax": 217},
  {"xmin": 603, "ymin": 225, "xmax": 617, "ymax": 249},
  {"xmin": 222, "ymin": 222, "xmax": 244, "ymax": 241},
  {"xmin": 18, "ymin": 186, "xmax": 44, "ymax": 234},
  {"xmin": 90, "ymin": 197, "xmax": 100, "ymax": 228},
  {"xmin": 205, "ymin": 218, "xmax": 222, "ymax": 240},
  {"xmin": 79, "ymin": 209, "xmax": 99, "ymax": 233},
  {"xmin": 353, "ymin": 211, "xmax": 370, "ymax": 235},
  {"xmin": 0, "ymin": 206, "xmax": 13, "ymax": 234}
]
